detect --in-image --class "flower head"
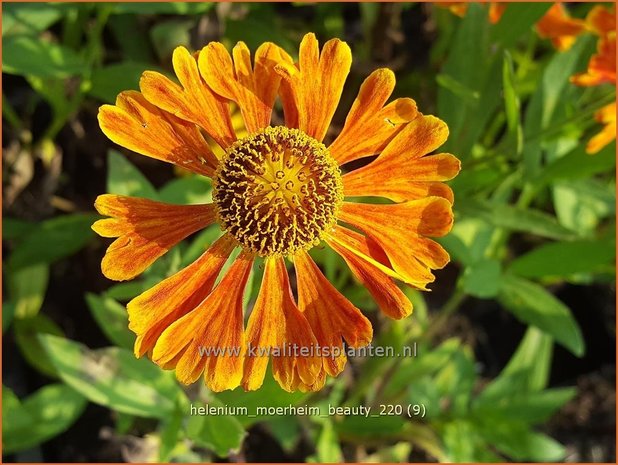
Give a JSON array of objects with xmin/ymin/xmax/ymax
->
[{"xmin": 94, "ymin": 33, "xmax": 460, "ymax": 392}]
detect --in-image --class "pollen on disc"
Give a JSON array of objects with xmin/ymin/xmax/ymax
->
[{"xmin": 213, "ymin": 126, "xmax": 343, "ymax": 257}]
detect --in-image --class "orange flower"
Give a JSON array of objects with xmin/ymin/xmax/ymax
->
[
  {"xmin": 571, "ymin": 31, "xmax": 616, "ymax": 86},
  {"xmin": 585, "ymin": 5, "xmax": 616, "ymax": 37},
  {"xmin": 94, "ymin": 33, "xmax": 460, "ymax": 392},
  {"xmin": 536, "ymin": 3, "xmax": 586, "ymax": 51},
  {"xmin": 438, "ymin": 2, "xmax": 506, "ymax": 24},
  {"xmin": 586, "ymin": 102, "xmax": 616, "ymax": 154}
]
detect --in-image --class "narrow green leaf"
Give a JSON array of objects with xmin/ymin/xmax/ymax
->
[
  {"xmin": 537, "ymin": 142, "xmax": 616, "ymax": 185},
  {"xmin": 3, "ymin": 35, "xmax": 87, "ymax": 78},
  {"xmin": 462, "ymin": 259, "xmax": 502, "ymax": 298},
  {"xmin": 3, "ymin": 301, "xmax": 16, "ymax": 334},
  {"xmin": 107, "ymin": 149, "xmax": 158, "ymax": 199},
  {"xmin": 39, "ymin": 334, "xmax": 185, "ymax": 419},
  {"xmin": 498, "ymin": 274, "xmax": 584, "ymax": 356},
  {"xmin": 2, "ymin": 217, "xmax": 35, "ymax": 240},
  {"xmin": 14, "ymin": 314, "xmax": 63, "ymax": 377},
  {"xmin": 85, "ymin": 293, "xmax": 133, "ymax": 350},
  {"xmin": 312, "ymin": 420, "xmax": 343, "ymax": 463},
  {"xmin": 490, "ymin": 3, "xmax": 551, "ymax": 48},
  {"xmin": 2, "ymin": 3, "xmax": 64, "ymax": 36},
  {"xmin": 3, "ymin": 384, "xmax": 87, "ymax": 454},
  {"xmin": 456, "ymin": 199, "xmax": 578, "ymax": 240},
  {"xmin": 158, "ymin": 175, "xmax": 212, "ymax": 205},
  {"xmin": 509, "ymin": 239, "xmax": 615, "ymax": 279},
  {"xmin": 7, "ymin": 263, "xmax": 49, "ymax": 318},
  {"xmin": 8, "ymin": 214, "xmax": 98, "ymax": 269}
]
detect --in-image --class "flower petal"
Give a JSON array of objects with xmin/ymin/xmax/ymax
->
[
  {"xmin": 198, "ymin": 41, "xmax": 287, "ymax": 133},
  {"xmin": 242, "ymin": 257, "xmax": 320, "ymax": 391},
  {"xmin": 152, "ymin": 252, "xmax": 254, "ymax": 390},
  {"xmin": 587, "ymin": 102, "xmax": 616, "ymax": 154},
  {"xmin": 92, "ymin": 194, "xmax": 217, "ymax": 281},
  {"xmin": 586, "ymin": 5, "xmax": 615, "ymax": 36},
  {"xmin": 536, "ymin": 3, "xmax": 586, "ymax": 51},
  {"xmin": 98, "ymin": 91, "xmax": 217, "ymax": 176},
  {"xmin": 275, "ymin": 33, "xmax": 352, "ymax": 142},
  {"xmin": 128, "ymin": 235, "xmax": 236, "ymax": 357},
  {"xmin": 294, "ymin": 250, "xmax": 372, "ymax": 377},
  {"xmin": 329, "ymin": 68, "xmax": 418, "ymax": 165},
  {"xmin": 326, "ymin": 226, "xmax": 412, "ymax": 319},
  {"xmin": 140, "ymin": 46, "xmax": 236, "ymax": 150},
  {"xmin": 571, "ymin": 32, "xmax": 616, "ymax": 87},
  {"xmin": 343, "ymin": 152, "xmax": 460, "ymax": 202},
  {"xmin": 339, "ymin": 198, "xmax": 453, "ymax": 288}
]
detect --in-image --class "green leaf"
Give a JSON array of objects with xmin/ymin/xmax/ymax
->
[
  {"xmin": 490, "ymin": 3, "xmax": 551, "ymax": 48},
  {"xmin": 89, "ymin": 62, "xmax": 159, "ymax": 103},
  {"xmin": 456, "ymin": 199, "xmax": 578, "ymax": 240},
  {"xmin": 158, "ymin": 175, "xmax": 212, "ymax": 205},
  {"xmin": 3, "ymin": 384, "xmax": 87, "ymax": 454},
  {"xmin": 474, "ymin": 387, "xmax": 576, "ymax": 424},
  {"xmin": 477, "ymin": 421, "xmax": 566, "ymax": 462},
  {"xmin": 104, "ymin": 281, "xmax": 150, "ymax": 301},
  {"xmin": 107, "ymin": 149, "xmax": 158, "ymax": 199},
  {"xmin": 8, "ymin": 214, "xmax": 98, "ymax": 270},
  {"xmin": 3, "ymin": 35, "xmax": 87, "ymax": 78},
  {"xmin": 311, "ymin": 420, "xmax": 343, "ymax": 463},
  {"xmin": 85, "ymin": 293, "xmax": 134, "ymax": 350},
  {"xmin": 110, "ymin": 2, "xmax": 214, "ymax": 14},
  {"xmin": 462, "ymin": 259, "xmax": 502, "ymax": 298},
  {"xmin": 3, "ymin": 217, "xmax": 35, "ymax": 240},
  {"xmin": 537, "ymin": 142, "xmax": 616, "ymax": 185},
  {"xmin": 185, "ymin": 400, "xmax": 246, "ymax": 457},
  {"xmin": 150, "ymin": 19, "xmax": 192, "ymax": 61},
  {"xmin": 498, "ymin": 274, "xmax": 584, "ymax": 356},
  {"xmin": 158, "ymin": 407, "xmax": 184, "ymax": 462},
  {"xmin": 336, "ymin": 415, "xmax": 407, "ymax": 440},
  {"xmin": 2, "ymin": 3, "xmax": 65, "ymax": 36},
  {"xmin": 7, "ymin": 263, "xmax": 49, "ymax": 318},
  {"xmin": 502, "ymin": 50, "xmax": 523, "ymax": 155},
  {"xmin": 509, "ymin": 239, "xmax": 615, "ymax": 279},
  {"xmin": 14, "ymin": 314, "xmax": 63, "ymax": 377},
  {"xmin": 39, "ymin": 334, "xmax": 185, "ymax": 419},
  {"xmin": 3, "ymin": 301, "xmax": 16, "ymax": 334}
]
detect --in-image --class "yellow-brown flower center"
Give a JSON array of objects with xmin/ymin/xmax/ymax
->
[{"xmin": 213, "ymin": 126, "xmax": 343, "ymax": 257}]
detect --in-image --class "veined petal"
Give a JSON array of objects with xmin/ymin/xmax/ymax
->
[
  {"xmin": 329, "ymin": 68, "xmax": 418, "ymax": 165},
  {"xmin": 92, "ymin": 194, "xmax": 217, "ymax": 281},
  {"xmin": 198, "ymin": 41, "xmax": 287, "ymax": 133},
  {"xmin": 128, "ymin": 235, "xmax": 236, "ymax": 357},
  {"xmin": 326, "ymin": 226, "xmax": 412, "ymax": 319},
  {"xmin": 294, "ymin": 250, "xmax": 372, "ymax": 377},
  {"xmin": 152, "ymin": 252, "xmax": 254, "ymax": 390},
  {"xmin": 275, "ymin": 33, "xmax": 352, "ymax": 142},
  {"xmin": 242, "ymin": 257, "xmax": 320, "ymax": 391},
  {"xmin": 339, "ymin": 198, "xmax": 453, "ymax": 288},
  {"xmin": 140, "ymin": 46, "xmax": 236, "ymax": 150},
  {"xmin": 343, "ymin": 153, "xmax": 461, "ymax": 202},
  {"xmin": 98, "ymin": 91, "xmax": 217, "ymax": 176}
]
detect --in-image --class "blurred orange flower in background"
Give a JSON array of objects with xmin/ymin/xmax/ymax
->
[
  {"xmin": 93, "ymin": 33, "xmax": 460, "ymax": 392},
  {"xmin": 536, "ymin": 3, "xmax": 586, "ymax": 51}
]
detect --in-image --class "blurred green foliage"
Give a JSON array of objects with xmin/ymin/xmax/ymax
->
[{"xmin": 3, "ymin": 2, "xmax": 615, "ymax": 463}]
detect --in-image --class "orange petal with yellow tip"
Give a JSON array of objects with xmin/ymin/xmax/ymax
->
[
  {"xmin": 275, "ymin": 33, "xmax": 352, "ymax": 142},
  {"xmin": 343, "ymin": 153, "xmax": 460, "ymax": 203},
  {"xmin": 98, "ymin": 91, "xmax": 217, "ymax": 176},
  {"xmin": 326, "ymin": 226, "xmax": 412, "ymax": 320},
  {"xmin": 140, "ymin": 46, "xmax": 235, "ymax": 150},
  {"xmin": 571, "ymin": 32, "xmax": 616, "ymax": 87},
  {"xmin": 128, "ymin": 235, "xmax": 236, "ymax": 357},
  {"xmin": 587, "ymin": 102, "xmax": 616, "ymax": 154},
  {"xmin": 294, "ymin": 250, "xmax": 372, "ymax": 377},
  {"xmin": 339, "ymin": 198, "xmax": 453, "ymax": 287},
  {"xmin": 198, "ymin": 41, "xmax": 286, "ymax": 134},
  {"xmin": 242, "ymin": 257, "xmax": 320, "ymax": 392},
  {"xmin": 586, "ymin": 5, "xmax": 616, "ymax": 36},
  {"xmin": 536, "ymin": 3, "xmax": 586, "ymax": 51},
  {"xmin": 329, "ymin": 68, "xmax": 418, "ymax": 165},
  {"xmin": 92, "ymin": 194, "xmax": 217, "ymax": 281},
  {"xmin": 152, "ymin": 252, "xmax": 253, "ymax": 390}
]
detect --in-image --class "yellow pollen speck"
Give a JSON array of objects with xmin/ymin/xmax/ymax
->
[{"xmin": 213, "ymin": 126, "xmax": 343, "ymax": 257}]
